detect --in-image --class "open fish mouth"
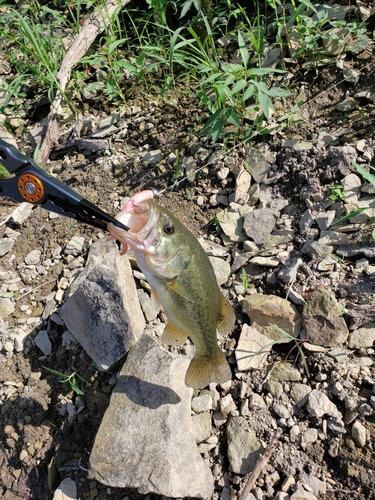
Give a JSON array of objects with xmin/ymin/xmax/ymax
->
[{"xmin": 107, "ymin": 199, "xmax": 160, "ymax": 252}]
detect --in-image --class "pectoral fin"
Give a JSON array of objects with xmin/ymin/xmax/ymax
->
[
  {"xmin": 217, "ymin": 293, "xmax": 235, "ymax": 337},
  {"xmin": 161, "ymin": 321, "xmax": 188, "ymax": 346},
  {"xmin": 166, "ymin": 279, "xmax": 195, "ymax": 303}
]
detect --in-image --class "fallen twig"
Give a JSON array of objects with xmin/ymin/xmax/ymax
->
[
  {"xmin": 16, "ymin": 278, "xmax": 57, "ymax": 301},
  {"xmin": 36, "ymin": 0, "xmax": 132, "ymax": 165},
  {"xmin": 239, "ymin": 428, "xmax": 283, "ymax": 500}
]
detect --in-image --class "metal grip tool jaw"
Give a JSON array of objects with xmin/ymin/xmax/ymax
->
[{"xmin": 0, "ymin": 138, "xmax": 129, "ymax": 231}]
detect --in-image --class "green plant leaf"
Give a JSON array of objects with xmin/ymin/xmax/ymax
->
[
  {"xmin": 334, "ymin": 207, "xmax": 372, "ymax": 225},
  {"xmin": 238, "ymin": 30, "xmax": 249, "ymax": 68},
  {"xmin": 353, "ymin": 161, "xmax": 375, "ymax": 187},
  {"xmin": 225, "ymin": 108, "xmax": 241, "ymax": 127}
]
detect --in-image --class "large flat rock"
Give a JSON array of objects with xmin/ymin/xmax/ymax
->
[
  {"xmin": 61, "ymin": 239, "xmax": 145, "ymax": 369},
  {"xmin": 89, "ymin": 334, "xmax": 214, "ymax": 498}
]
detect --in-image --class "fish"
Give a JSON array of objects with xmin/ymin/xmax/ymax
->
[{"xmin": 107, "ymin": 190, "xmax": 235, "ymax": 389}]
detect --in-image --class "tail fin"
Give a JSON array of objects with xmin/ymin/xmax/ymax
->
[{"xmin": 185, "ymin": 350, "xmax": 232, "ymax": 389}]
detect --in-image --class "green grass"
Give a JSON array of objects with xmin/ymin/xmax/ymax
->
[{"xmin": 0, "ymin": 0, "xmax": 370, "ymax": 145}]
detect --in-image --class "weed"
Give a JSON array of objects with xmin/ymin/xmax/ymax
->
[
  {"xmin": 241, "ymin": 267, "xmax": 248, "ymax": 291},
  {"xmin": 333, "ymin": 161, "xmax": 375, "ymax": 241},
  {"xmin": 43, "ymin": 366, "xmax": 88, "ymax": 395},
  {"xmin": 329, "ymin": 184, "xmax": 346, "ymax": 203},
  {"xmin": 270, "ymin": 324, "xmax": 310, "ymax": 375}
]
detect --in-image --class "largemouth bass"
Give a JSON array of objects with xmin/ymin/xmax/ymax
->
[{"xmin": 108, "ymin": 190, "xmax": 235, "ymax": 389}]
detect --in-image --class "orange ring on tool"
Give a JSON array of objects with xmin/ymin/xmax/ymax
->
[{"xmin": 18, "ymin": 173, "xmax": 45, "ymax": 203}]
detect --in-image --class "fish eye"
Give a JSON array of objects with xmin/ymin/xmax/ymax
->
[{"xmin": 163, "ymin": 222, "xmax": 175, "ymax": 235}]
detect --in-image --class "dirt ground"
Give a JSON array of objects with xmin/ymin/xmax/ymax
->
[{"xmin": 0, "ymin": 33, "xmax": 375, "ymax": 500}]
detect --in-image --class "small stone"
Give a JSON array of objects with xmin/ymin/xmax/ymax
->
[
  {"xmin": 191, "ymin": 412, "xmax": 212, "ymax": 443},
  {"xmin": 278, "ymin": 257, "xmax": 302, "ymax": 285},
  {"xmin": 0, "ymin": 297, "xmax": 15, "ymax": 317},
  {"xmin": 34, "ymin": 330, "xmax": 52, "ymax": 356},
  {"xmin": 10, "ymin": 203, "xmax": 33, "ymax": 224},
  {"xmin": 300, "ymin": 240, "xmax": 332, "ymax": 260},
  {"xmin": 306, "ymin": 389, "xmax": 339, "ymax": 419},
  {"xmin": 336, "ymin": 98, "xmax": 359, "ymax": 112},
  {"xmin": 220, "ymin": 394, "xmax": 237, "ymax": 417},
  {"xmin": 290, "ymin": 383, "xmax": 311, "ymax": 407},
  {"xmin": 25, "ymin": 249, "xmax": 41, "ymax": 265},
  {"xmin": 226, "ymin": 416, "xmax": 264, "ymax": 475},
  {"xmin": 52, "ymin": 477, "xmax": 77, "ymax": 500},
  {"xmin": 343, "ymin": 67, "xmax": 360, "ymax": 84},
  {"xmin": 240, "ymin": 294, "xmax": 302, "ymax": 341},
  {"xmin": 235, "ymin": 324, "xmax": 271, "ymax": 371},
  {"xmin": 243, "ymin": 209, "xmax": 278, "ymax": 245},
  {"xmin": 234, "ymin": 168, "xmax": 251, "ymax": 204},
  {"xmin": 352, "ymin": 420, "xmax": 366, "ymax": 447},
  {"xmin": 65, "ymin": 236, "xmax": 85, "ymax": 256},
  {"xmin": 0, "ymin": 238, "xmax": 15, "ymax": 257},
  {"xmin": 266, "ymin": 379, "xmax": 283, "ymax": 399},
  {"xmin": 348, "ymin": 322, "xmax": 375, "ymax": 349},
  {"xmin": 271, "ymin": 364, "xmax": 301, "ymax": 382},
  {"xmin": 192, "ymin": 394, "xmax": 213, "ymax": 413},
  {"xmin": 209, "ymin": 257, "xmax": 231, "ymax": 286},
  {"xmin": 302, "ymin": 289, "xmax": 349, "ymax": 347}
]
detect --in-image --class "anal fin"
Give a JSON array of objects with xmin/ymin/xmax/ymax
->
[{"xmin": 161, "ymin": 321, "xmax": 188, "ymax": 346}]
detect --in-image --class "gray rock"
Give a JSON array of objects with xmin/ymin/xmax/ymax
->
[
  {"xmin": 235, "ymin": 324, "xmax": 271, "ymax": 371},
  {"xmin": 89, "ymin": 334, "xmax": 213, "ymax": 498},
  {"xmin": 302, "ymin": 288, "xmax": 349, "ymax": 347},
  {"xmin": 209, "ymin": 256, "xmax": 231, "ymax": 286},
  {"xmin": 337, "ymin": 244, "xmax": 375, "ymax": 259},
  {"xmin": 137, "ymin": 288, "xmax": 158, "ymax": 322},
  {"xmin": 52, "ymin": 478, "xmax": 77, "ymax": 500},
  {"xmin": 0, "ymin": 238, "xmax": 15, "ymax": 257},
  {"xmin": 271, "ymin": 363, "xmax": 301, "ymax": 382},
  {"xmin": 25, "ymin": 249, "xmax": 41, "ymax": 265},
  {"xmin": 290, "ymin": 383, "xmax": 311, "ymax": 407},
  {"xmin": 10, "ymin": 203, "xmax": 33, "ymax": 224},
  {"xmin": 306, "ymin": 389, "xmax": 339, "ymax": 419},
  {"xmin": 352, "ymin": 420, "xmax": 366, "ymax": 447},
  {"xmin": 243, "ymin": 209, "xmax": 278, "ymax": 245},
  {"xmin": 250, "ymin": 255, "xmax": 279, "ymax": 267},
  {"xmin": 234, "ymin": 167, "xmax": 251, "ymax": 204},
  {"xmin": 141, "ymin": 149, "xmax": 163, "ymax": 165},
  {"xmin": 226, "ymin": 416, "xmax": 264, "ymax": 475},
  {"xmin": 278, "ymin": 257, "xmax": 302, "ymax": 285},
  {"xmin": 216, "ymin": 207, "xmax": 246, "ymax": 243},
  {"xmin": 0, "ymin": 296, "xmax": 15, "ymax": 317},
  {"xmin": 90, "ymin": 124, "xmax": 118, "ymax": 138},
  {"xmin": 65, "ymin": 236, "xmax": 85, "ymax": 256},
  {"xmin": 198, "ymin": 238, "xmax": 229, "ymax": 257},
  {"xmin": 61, "ymin": 239, "xmax": 145, "ymax": 370},
  {"xmin": 192, "ymin": 394, "xmax": 213, "ymax": 413},
  {"xmin": 299, "ymin": 209, "xmax": 314, "ymax": 234},
  {"xmin": 300, "ymin": 240, "xmax": 333, "ymax": 260},
  {"xmin": 318, "ymin": 230, "xmax": 350, "ymax": 246},
  {"xmin": 348, "ymin": 322, "xmax": 375, "ymax": 349},
  {"xmin": 247, "ymin": 149, "xmax": 271, "ymax": 183},
  {"xmin": 290, "ymin": 488, "xmax": 318, "ymax": 500},
  {"xmin": 343, "ymin": 67, "xmax": 360, "ymax": 84},
  {"xmin": 240, "ymin": 294, "xmax": 302, "ymax": 341},
  {"xmin": 315, "ymin": 211, "xmax": 336, "ymax": 231},
  {"xmin": 336, "ymin": 98, "xmax": 359, "ymax": 112},
  {"xmin": 34, "ymin": 330, "xmax": 52, "ymax": 356},
  {"xmin": 191, "ymin": 412, "xmax": 212, "ymax": 443}
]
